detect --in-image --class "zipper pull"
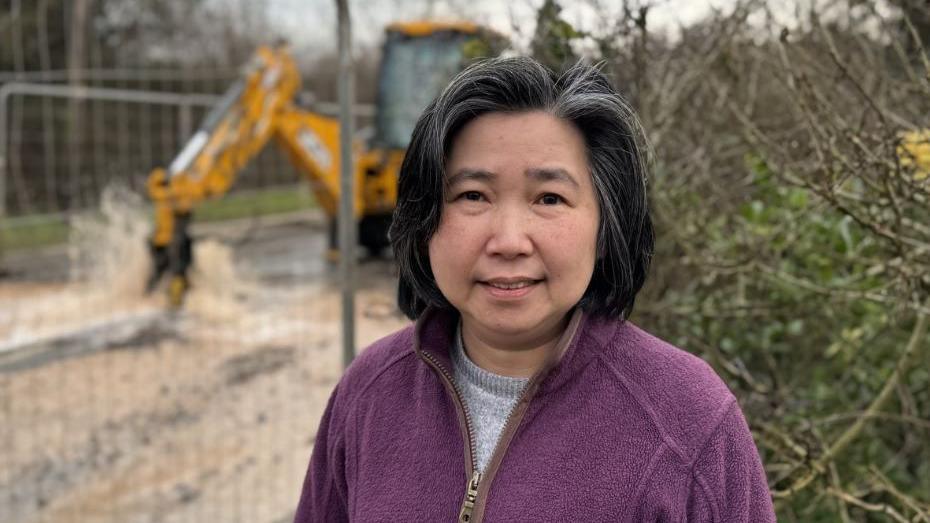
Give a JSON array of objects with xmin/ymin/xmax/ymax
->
[{"xmin": 458, "ymin": 470, "xmax": 482, "ymax": 522}]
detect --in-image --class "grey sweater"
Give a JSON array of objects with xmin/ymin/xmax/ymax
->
[{"xmin": 451, "ymin": 323, "xmax": 529, "ymax": 473}]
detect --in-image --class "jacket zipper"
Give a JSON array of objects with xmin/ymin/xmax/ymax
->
[
  {"xmin": 419, "ymin": 309, "xmax": 582, "ymax": 523},
  {"xmin": 421, "ymin": 350, "xmax": 539, "ymax": 523},
  {"xmin": 459, "ymin": 470, "xmax": 481, "ymax": 522},
  {"xmin": 464, "ymin": 373, "xmax": 543, "ymax": 522},
  {"xmin": 420, "ymin": 353, "xmax": 479, "ymax": 483}
]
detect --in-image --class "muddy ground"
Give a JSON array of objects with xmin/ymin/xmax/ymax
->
[{"xmin": 0, "ymin": 210, "xmax": 407, "ymax": 523}]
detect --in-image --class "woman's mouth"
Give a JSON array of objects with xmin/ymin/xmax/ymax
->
[
  {"xmin": 488, "ymin": 280, "xmax": 534, "ymax": 290},
  {"xmin": 479, "ymin": 278, "xmax": 542, "ymax": 298}
]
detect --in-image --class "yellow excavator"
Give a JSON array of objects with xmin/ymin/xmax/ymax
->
[{"xmin": 145, "ymin": 21, "xmax": 505, "ymax": 306}]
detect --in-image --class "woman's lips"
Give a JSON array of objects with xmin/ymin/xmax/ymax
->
[{"xmin": 479, "ymin": 279, "xmax": 541, "ymax": 299}]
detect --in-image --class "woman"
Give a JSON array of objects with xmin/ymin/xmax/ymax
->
[{"xmin": 294, "ymin": 57, "xmax": 775, "ymax": 522}]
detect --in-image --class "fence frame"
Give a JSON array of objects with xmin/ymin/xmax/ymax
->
[{"xmin": 0, "ymin": 82, "xmax": 221, "ymax": 218}]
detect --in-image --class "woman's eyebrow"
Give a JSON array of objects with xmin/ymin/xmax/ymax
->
[
  {"xmin": 447, "ymin": 169, "xmax": 496, "ymax": 187},
  {"xmin": 526, "ymin": 167, "xmax": 580, "ymax": 188}
]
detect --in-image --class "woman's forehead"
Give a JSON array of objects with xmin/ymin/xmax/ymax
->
[
  {"xmin": 445, "ymin": 111, "xmax": 589, "ymax": 178},
  {"xmin": 450, "ymin": 111, "xmax": 581, "ymax": 143}
]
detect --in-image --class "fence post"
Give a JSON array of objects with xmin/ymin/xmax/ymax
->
[{"xmin": 336, "ymin": 0, "xmax": 356, "ymax": 369}]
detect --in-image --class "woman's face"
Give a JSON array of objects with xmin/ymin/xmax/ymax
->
[{"xmin": 428, "ymin": 111, "xmax": 600, "ymax": 346}]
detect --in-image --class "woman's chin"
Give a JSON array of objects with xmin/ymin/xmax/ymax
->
[{"xmin": 469, "ymin": 308, "xmax": 561, "ymax": 340}]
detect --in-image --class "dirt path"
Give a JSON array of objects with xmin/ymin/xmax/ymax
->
[{"xmin": 1, "ymin": 214, "xmax": 408, "ymax": 523}]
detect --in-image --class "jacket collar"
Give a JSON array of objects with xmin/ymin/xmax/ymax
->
[{"xmin": 412, "ymin": 306, "xmax": 619, "ymax": 392}]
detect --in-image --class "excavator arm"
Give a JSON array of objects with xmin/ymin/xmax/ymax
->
[
  {"xmin": 273, "ymin": 107, "xmax": 402, "ymax": 258},
  {"xmin": 146, "ymin": 45, "xmax": 303, "ymax": 305},
  {"xmin": 272, "ymin": 108, "xmax": 362, "ymax": 220}
]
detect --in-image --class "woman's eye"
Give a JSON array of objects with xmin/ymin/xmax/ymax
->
[
  {"xmin": 539, "ymin": 193, "xmax": 563, "ymax": 205},
  {"xmin": 460, "ymin": 191, "xmax": 483, "ymax": 202}
]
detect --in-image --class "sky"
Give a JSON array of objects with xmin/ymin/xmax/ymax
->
[{"xmin": 263, "ymin": 0, "xmax": 745, "ymax": 54}]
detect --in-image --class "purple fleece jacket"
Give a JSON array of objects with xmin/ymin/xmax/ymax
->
[{"xmin": 294, "ymin": 307, "xmax": 775, "ymax": 522}]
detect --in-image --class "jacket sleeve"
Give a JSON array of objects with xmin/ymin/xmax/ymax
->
[
  {"xmin": 686, "ymin": 400, "xmax": 776, "ymax": 523},
  {"xmin": 293, "ymin": 385, "xmax": 351, "ymax": 522}
]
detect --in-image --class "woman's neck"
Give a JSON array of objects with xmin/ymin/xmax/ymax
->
[{"xmin": 459, "ymin": 314, "xmax": 570, "ymax": 379}]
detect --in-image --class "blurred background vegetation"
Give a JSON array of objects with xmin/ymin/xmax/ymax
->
[
  {"xmin": 2, "ymin": 0, "xmax": 929, "ymax": 520},
  {"xmin": 550, "ymin": 1, "xmax": 930, "ymax": 520}
]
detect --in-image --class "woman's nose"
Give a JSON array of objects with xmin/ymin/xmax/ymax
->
[{"xmin": 485, "ymin": 207, "xmax": 534, "ymax": 259}]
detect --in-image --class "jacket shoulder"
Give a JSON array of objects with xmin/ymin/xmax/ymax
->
[
  {"xmin": 338, "ymin": 323, "xmax": 417, "ymax": 397},
  {"xmin": 598, "ymin": 321, "xmax": 736, "ymax": 463}
]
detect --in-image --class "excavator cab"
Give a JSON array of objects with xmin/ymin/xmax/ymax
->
[{"xmin": 375, "ymin": 22, "xmax": 488, "ymax": 149}]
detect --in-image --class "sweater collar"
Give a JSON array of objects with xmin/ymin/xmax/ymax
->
[
  {"xmin": 413, "ymin": 306, "xmax": 619, "ymax": 392},
  {"xmin": 451, "ymin": 321, "xmax": 529, "ymax": 397}
]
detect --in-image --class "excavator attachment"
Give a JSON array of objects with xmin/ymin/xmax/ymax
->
[{"xmin": 145, "ymin": 210, "xmax": 192, "ymax": 307}]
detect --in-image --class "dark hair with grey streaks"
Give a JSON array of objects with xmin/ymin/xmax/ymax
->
[{"xmin": 389, "ymin": 56, "xmax": 654, "ymax": 320}]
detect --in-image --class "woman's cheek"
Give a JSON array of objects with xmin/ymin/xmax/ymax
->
[
  {"xmin": 429, "ymin": 214, "xmax": 473, "ymax": 279},
  {"xmin": 439, "ymin": 212, "xmax": 484, "ymax": 251}
]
